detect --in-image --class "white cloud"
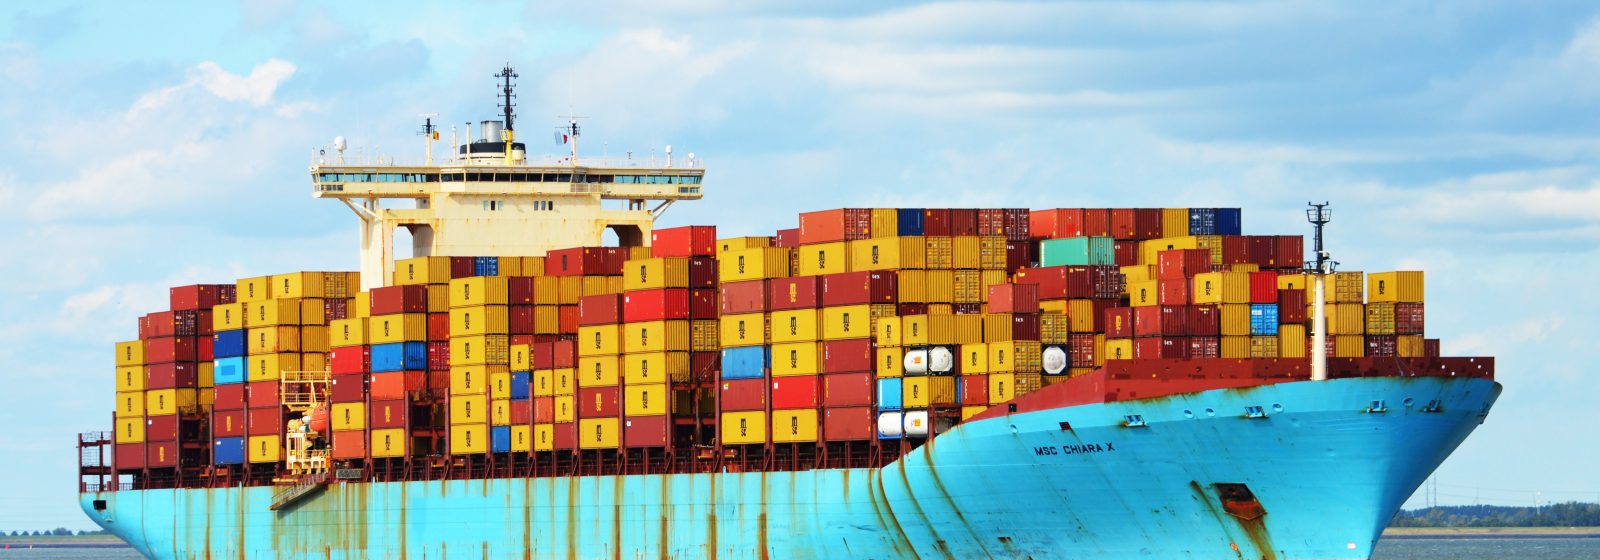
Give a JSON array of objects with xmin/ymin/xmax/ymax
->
[
  {"xmin": 195, "ymin": 59, "xmax": 297, "ymax": 106},
  {"xmin": 27, "ymin": 142, "xmax": 215, "ymax": 221}
]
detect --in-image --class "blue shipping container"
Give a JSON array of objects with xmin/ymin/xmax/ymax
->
[
  {"xmin": 1214, "ymin": 208, "xmax": 1243, "ymax": 236},
  {"xmin": 1038, "ymin": 236, "xmax": 1116, "ymax": 267},
  {"xmin": 213, "ymin": 437, "xmax": 245, "ymax": 465},
  {"xmin": 213, "ymin": 356, "xmax": 246, "ymax": 385},
  {"xmin": 491, "ymin": 426, "xmax": 512, "ymax": 453},
  {"xmin": 721, "ymin": 347, "xmax": 767, "ymax": 380},
  {"xmin": 371, "ymin": 342, "xmax": 428, "ymax": 372},
  {"xmin": 877, "ymin": 378, "xmax": 903, "ymax": 411},
  {"xmin": 510, "ymin": 371, "xmax": 530, "ymax": 400},
  {"xmin": 1189, "ymin": 208, "xmax": 1216, "ymax": 235},
  {"xmin": 1249, "ymin": 304, "xmax": 1279, "ymax": 336},
  {"xmin": 474, "ymin": 256, "xmax": 499, "ymax": 277},
  {"xmin": 897, "ymin": 208, "xmax": 925, "ymax": 237},
  {"xmin": 212, "ymin": 330, "xmax": 247, "ymax": 359}
]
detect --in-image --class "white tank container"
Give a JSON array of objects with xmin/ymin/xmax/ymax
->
[
  {"xmin": 902, "ymin": 349, "xmax": 929, "ymax": 375},
  {"xmin": 1042, "ymin": 345, "xmax": 1068, "ymax": 375},
  {"xmin": 877, "ymin": 411, "xmax": 905, "ymax": 438},
  {"xmin": 928, "ymin": 346, "xmax": 954, "ymax": 374}
]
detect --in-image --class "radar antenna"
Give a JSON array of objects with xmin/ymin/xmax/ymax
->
[
  {"xmin": 495, "ymin": 65, "xmax": 519, "ymax": 163},
  {"xmin": 417, "ymin": 113, "xmax": 439, "ymax": 165},
  {"xmin": 1306, "ymin": 202, "xmax": 1333, "ymax": 381}
]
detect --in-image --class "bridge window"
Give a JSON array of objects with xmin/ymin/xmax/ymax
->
[{"xmin": 483, "ymin": 200, "xmax": 504, "ymax": 211}]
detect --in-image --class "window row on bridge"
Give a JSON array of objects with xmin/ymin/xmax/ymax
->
[{"xmin": 315, "ymin": 173, "xmax": 703, "ymax": 185}]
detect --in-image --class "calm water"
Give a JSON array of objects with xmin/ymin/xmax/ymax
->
[{"xmin": 0, "ymin": 537, "xmax": 1594, "ymax": 559}]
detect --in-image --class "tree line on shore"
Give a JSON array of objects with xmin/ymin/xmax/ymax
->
[
  {"xmin": 0, "ymin": 528, "xmax": 107, "ymax": 537},
  {"xmin": 1393, "ymin": 502, "xmax": 1600, "ymax": 527}
]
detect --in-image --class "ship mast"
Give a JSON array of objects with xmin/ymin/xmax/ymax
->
[
  {"xmin": 1306, "ymin": 202, "xmax": 1333, "ymax": 381},
  {"xmin": 496, "ymin": 65, "xmax": 518, "ymax": 165}
]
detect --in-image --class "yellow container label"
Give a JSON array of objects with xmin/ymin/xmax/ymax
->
[
  {"xmin": 989, "ymin": 373, "xmax": 1016, "ymax": 405},
  {"xmin": 771, "ymin": 342, "xmax": 822, "ymax": 377},
  {"xmin": 450, "ymin": 394, "xmax": 487, "ymax": 424},
  {"xmin": 449, "ymin": 423, "xmax": 488, "ymax": 455},
  {"xmin": 450, "ymin": 276, "xmax": 509, "ymax": 308},
  {"xmin": 553, "ymin": 395, "xmax": 575, "ymax": 422},
  {"xmin": 491, "ymin": 399, "xmax": 512, "ymax": 426},
  {"xmin": 721, "ymin": 411, "xmax": 768, "ymax": 445},
  {"xmin": 331, "ymin": 402, "xmax": 366, "ymax": 431},
  {"xmin": 115, "ymin": 341, "xmax": 144, "ymax": 367},
  {"xmin": 769, "ymin": 309, "xmax": 820, "ymax": 343},
  {"xmin": 245, "ymin": 299, "xmax": 300, "ymax": 327},
  {"xmin": 797, "ymin": 242, "xmax": 851, "ymax": 276},
  {"xmin": 719, "ymin": 313, "xmax": 767, "ymax": 347},
  {"xmin": 511, "ymin": 344, "xmax": 531, "ymax": 371},
  {"xmin": 901, "ymin": 315, "xmax": 929, "ymax": 345},
  {"xmin": 115, "ymin": 391, "xmax": 144, "ymax": 417},
  {"xmin": 510, "ymin": 425, "xmax": 531, "ymax": 452},
  {"xmin": 578, "ymin": 356, "xmax": 621, "ymax": 387},
  {"xmin": 554, "ymin": 369, "xmax": 575, "ymax": 396},
  {"xmin": 771, "ymin": 409, "xmax": 819, "ymax": 443},
  {"xmin": 624, "ymin": 257, "xmax": 690, "ymax": 291},
  {"xmin": 272, "ymin": 272, "xmax": 326, "ymax": 300},
  {"xmin": 236, "ymin": 276, "xmax": 272, "ymax": 303},
  {"xmin": 367, "ymin": 314, "xmax": 427, "ymax": 344},
  {"xmin": 623, "ymin": 351, "xmax": 689, "ymax": 384},
  {"xmin": 115, "ymin": 417, "xmax": 144, "ymax": 443},
  {"xmin": 624, "ymin": 320, "xmax": 689, "ymax": 353},
  {"xmin": 490, "ymin": 372, "xmax": 512, "ymax": 399},
  {"xmin": 247, "ymin": 353, "xmax": 300, "ymax": 382},
  {"xmin": 115, "ymin": 367, "xmax": 144, "ymax": 392},
  {"xmin": 719, "ymin": 247, "xmax": 792, "ymax": 282},
  {"xmin": 370, "ymin": 428, "xmax": 407, "ymax": 458},
  {"xmin": 625, "ymin": 383, "xmax": 668, "ymax": 416},
  {"xmin": 876, "ymin": 316, "xmax": 902, "ymax": 347},
  {"xmin": 532, "ymin": 424, "xmax": 554, "ymax": 452},
  {"xmin": 961, "ymin": 343, "xmax": 990, "ymax": 374},
  {"xmin": 876, "ymin": 347, "xmax": 904, "ymax": 378},
  {"xmin": 329, "ymin": 318, "xmax": 366, "ymax": 347},
  {"xmin": 532, "ymin": 369, "xmax": 554, "ymax": 397},
  {"xmin": 248, "ymin": 435, "xmax": 281, "ymax": 463},
  {"xmin": 450, "ymin": 305, "xmax": 509, "ymax": 336},
  {"xmin": 450, "ymin": 366, "xmax": 499, "ymax": 396},
  {"xmin": 821, "ymin": 304, "xmax": 873, "ymax": 340},
  {"xmin": 578, "ymin": 325, "xmax": 621, "ymax": 357},
  {"xmin": 579, "ymin": 418, "xmax": 620, "ymax": 449}
]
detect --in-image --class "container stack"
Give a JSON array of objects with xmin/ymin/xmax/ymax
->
[
  {"xmin": 116, "ymin": 285, "xmax": 233, "ymax": 475},
  {"xmin": 445, "ymin": 276, "xmax": 506, "ymax": 455},
  {"xmin": 210, "ymin": 287, "xmax": 248, "ymax": 466}
]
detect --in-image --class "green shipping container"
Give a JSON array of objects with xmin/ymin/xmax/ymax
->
[{"xmin": 1039, "ymin": 236, "xmax": 1115, "ymax": 267}]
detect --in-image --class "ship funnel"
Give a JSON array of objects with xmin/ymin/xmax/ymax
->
[{"xmin": 480, "ymin": 120, "xmax": 504, "ymax": 143}]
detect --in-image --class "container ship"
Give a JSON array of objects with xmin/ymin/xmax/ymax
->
[{"xmin": 77, "ymin": 68, "xmax": 1499, "ymax": 559}]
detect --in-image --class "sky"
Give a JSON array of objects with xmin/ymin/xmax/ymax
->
[{"xmin": 2, "ymin": 0, "xmax": 1597, "ymax": 530}]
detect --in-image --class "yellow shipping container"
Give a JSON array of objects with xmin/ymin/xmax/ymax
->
[
  {"xmin": 1368, "ymin": 271, "xmax": 1424, "ymax": 303},
  {"xmin": 897, "ymin": 269, "xmax": 928, "ymax": 303},
  {"xmin": 1366, "ymin": 303, "xmax": 1396, "ymax": 335},
  {"xmin": 770, "ymin": 309, "xmax": 820, "ymax": 343},
  {"xmin": 248, "ymin": 435, "xmax": 281, "ymax": 463},
  {"xmin": 448, "ymin": 365, "xmax": 493, "ymax": 395},
  {"xmin": 771, "ymin": 409, "xmax": 819, "ymax": 443},
  {"xmin": 989, "ymin": 341, "xmax": 1041, "ymax": 373},
  {"xmin": 721, "ymin": 411, "xmax": 767, "ymax": 445},
  {"xmin": 950, "ymin": 236, "xmax": 981, "ymax": 269},
  {"xmin": 624, "ymin": 257, "xmax": 690, "ymax": 291},
  {"xmin": 578, "ymin": 356, "xmax": 621, "ymax": 387},
  {"xmin": 579, "ymin": 418, "xmax": 620, "ymax": 449},
  {"xmin": 901, "ymin": 315, "xmax": 929, "ymax": 345},
  {"xmin": 494, "ymin": 257, "xmax": 523, "ymax": 278},
  {"xmin": 623, "ymin": 352, "xmax": 690, "ymax": 384},
  {"xmin": 876, "ymin": 316, "xmax": 902, "ymax": 347},
  {"xmin": 1192, "ymin": 272, "xmax": 1249, "ymax": 305},
  {"xmin": 450, "ymin": 335, "xmax": 510, "ymax": 366},
  {"xmin": 1278, "ymin": 274, "xmax": 1308, "ymax": 291},
  {"xmin": 1066, "ymin": 299, "xmax": 1098, "ymax": 333},
  {"xmin": 1332, "ymin": 271, "xmax": 1364, "ymax": 303},
  {"xmin": 953, "ymin": 270, "xmax": 983, "ymax": 304},
  {"xmin": 691, "ymin": 320, "xmax": 719, "ymax": 352},
  {"xmin": 331, "ymin": 403, "xmax": 366, "ymax": 431},
  {"xmin": 531, "ymin": 369, "xmax": 554, "ymax": 397},
  {"xmin": 960, "ymin": 343, "xmax": 989, "ymax": 374},
  {"xmin": 1040, "ymin": 312, "xmax": 1070, "ymax": 344},
  {"xmin": 303, "ymin": 352, "xmax": 327, "ymax": 375},
  {"xmin": 821, "ymin": 304, "xmax": 874, "ymax": 340},
  {"xmin": 720, "ymin": 247, "xmax": 792, "ymax": 282},
  {"xmin": 511, "ymin": 344, "xmax": 531, "ymax": 371},
  {"xmin": 510, "ymin": 425, "xmax": 531, "ymax": 453},
  {"xmin": 115, "ymin": 391, "xmax": 143, "ymax": 417},
  {"xmin": 1139, "ymin": 235, "xmax": 1199, "ymax": 266},
  {"xmin": 329, "ymin": 318, "xmax": 366, "ymax": 347},
  {"xmin": 1194, "ymin": 235, "xmax": 1224, "ymax": 264},
  {"xmin": 1231, "ymin": 263, "xmax": 1260, "ymax": 273},
  {"xmin": 299, "ymin": 299, "xmax": 328, "ymax": 326},
  {"xmin": 924, "ymin": 269, "xmax": 955, "ymax": 303},
  {"xmin": 247, "ymin": 326, "xmax": 299, "ymax": 354},
  {"xmin": 850, "ymin": 237, "xmax": 927, "ymax": 271},
  {"xmin": 925, "ymin": 236, "xmax": 954, "ymax": 269},
  {"xmin": 532, "ymin": 424, "xmax": 554, "ymax": 452},
  {"xmin": 245, "ymin": 299, "xmax": 300, "ymax": 327},
  {"xmin": 771, "ymin": 342, "xmax": 823, "ymax": 377},
  {"xmin": 449, "ymin": 277, "xmax": 509, "ymax": 308},
  {"xmin": 1127, "ymin": 280, "xmax": 1160, "ymax": 307},
  {"xmin": 624, "ymin": 320, "xmax": 690, "ymax": 353},
  {"xmin": 578, "ymin": 325, "xmax": 621, "ymax": 357},
  {"xmin": 1220, "ymin": 304, "xmax": 1252, "ymax": 336},
  {"xmin": 1332, "ymin": 303, "xmax": 1365, "ymax": 335},
  {"xmin": 299, "ymin": 326, "xmax": 330, "ymax": 353},
  {"xmin": 426, "ymin": 284, "xmax": 451, "ymax": 312},
  {"xmin": 903, "ymin": 376, "xmax": 957, "ymax": 407},
  {"xmin": 1217, "ymin": 336, "xmax": 1248, "ymax": 358},
  {"xmin": 198, "ymin": 382, "xmax": 215, "ymax": 407},
  {"xmin": 247, "ymin": 353, "xmax": 300, "ymax": 382},
  {"xmin": 719, "ymin": 313, "xmax": 768, "ymax": 347},
  {"xmin": 522, "ymin": 256, "xmax": 546, "ymax": 277},
  {"xmin": 1279, "ymin": 324, "xmax": 1307, "ymax": 358},
  {"xmin": 235, "ymin": 275, "xmax": 274, "ymax": 303},
  {"xmin": 625, "ymin": 383, "xmax": 668, "ymax": 416},
  {"xmin": 1398, "ymin": 335, "xmax": 1426, "ymax": 357},
  {"xmin": 989, "ymin": 373, "xmax": 1016, "ymax": 405},
  {"xmin": 213, "ymin": 303, "xmax": 246, "ymax": 331},
  {"xmin": 532, "ymin": 305, "xmax": 560, "ymax": 334},
  {"xmin": 1161, "ymin": 208, "xmax": 1190, "ymax": 238},
  {"xmin": 717, "ymin": 236, "xmax": 771, "ymax": 256},
  {"xmin": 450, "ymin": 394, "xmax": 488, "ymax": 424},
  {"xmin": 393, "ymin": 256, "xmax": 450, "ymax": 286},
  {"xmin": 554, "ymin": 395, "xmax": 575, "ymax": 422},
  {"xmin": 1249, "ymin": 336, "xmax": 1279, "ymax": 358},
  {"xmin": 1041, "ymin": 300, "xmax": 1067, "ymax": 314},
  {"xmin": 870, "ymin": 208, "xmax": 898, "ymax": 238},
  {"xmin": 450, "ymin": 423, "xmax": 488, "ymax": 455},
  {"xmin": 491, "ymin": 399, "xmax": 512, "ymax": 426},
  {"xmin": 1335, "ymin": 335, "xmax": 1365, "ymax": 357},
  {"xmin": 368, "ymin": 313, "xmax": 427, "ymax": 344},
  {"xmin": 450, "ymin": 305, "xmax": 509, "ymax": 336},
  {"xmin": 961, "ymin": 405, "xmax": 986, "ymax": 421},
  {"xmin": 928, "ymin": 314, "xmax": 984, "ymax": 345},
  {"xmin": 115, "ymin": 366, "xmax": 143, "ymax": 392},
  {"xmin": 370, "ymin": 428, "xmax": 407, "ymax": 458},
  {"xmin": 876, "ymin": 347, "xmax": 904, "ymax": 378},
  {"xmin": 115, "ymin": 417, "xmax": 144, "ymax": 443},
  {"xmin": 978, "ymin": 236, "xmax": 1007, "ymax": 270},
  {"xmin": 554, "ymin": 369, "xmax": 575, "ymax": 396},
  {"xmin": 352, "ymin": 291, "xmax": 370, "ymax": 319},
  {"xmin": 271, "ymin": 272, "xmax": 326, "ymax": 299},
  {"xmin": 490, "ymin": 372, "xmax": 512, "ymax": 399},
  {"xmin": 1105, "ymin": 339, "xmax": 1133, "ymax": 360},
  {"xmin": 115, "ymin": 341, "xmax": 144, "ymax": 367},
  {"xmin": 1121, "ymin": 265, "xmax": 1153, "ymax": 284},
  {"xmin": 797, "ymin": 241, "xmax": 851, "ymax": 276},
  {"xmin": 531, "ymin": 277, "xmax": 559, "ymax": 305}
]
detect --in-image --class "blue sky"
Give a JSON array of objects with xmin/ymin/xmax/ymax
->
[{"xmin": 3, "ymin": 1, "xmax": 1597, "ymax": 529}]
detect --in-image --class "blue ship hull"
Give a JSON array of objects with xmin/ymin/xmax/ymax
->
[{"xmin": 81, "ymin": 375, "xmax": 1499, "ymax": 559}]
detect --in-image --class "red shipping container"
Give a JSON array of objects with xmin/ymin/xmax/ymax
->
[
  {"xmin": 719, "ymin": 378, "xmax": 767, "ymax": 411},
  {"xmin": 507, "ymin": 277, "xmax": 536, "ymax": 305},
  {"xmin": 768, "ymin": 277, "xmax": 820, "ymax": 311},
  {"xmin": 1158, "ymin": 279, "xmax": 1189, "ymax": 305},
  {"xmin": 1158, "ymin": 249, "xmax": 1212, "ymax": 280},
  {"xmin": 324, "ymin": 299, "xmax": 349, "ymax": 322},
  {"xmin": 960, "ymin": 375, "xmax": 989, "ymax": 405},
  {"xmin": 371, "ymin": 371, "xmax": 425, "ymax": 400},
  {"xmin": 1001, "ymin": 313, "xmax": 1041, "ymax": 341},
  {"xmin": 822, "ymin": 406, "xmax": 874, "ymax": 441},
  {"xmin": 1189, "ymin": 336, "xmax": 1220, "ymax": 358},
  {"xmin": 246, "ymin": 380, "xmax": 279, "ymax": 407},
  {"xmin": 651, "ymin": 225, "xmax": 717, "ymax": 258},
  {"xmin": 1424, "ymin": 339, "xmax": 1440, "ymax": 357},
  {"xmin": 330, "ymin": 346, "xmax": 370, "ymax": 375},
  {"xmin": 331, "ymin": 431, "xmax": 366, "ymax": 459},
  {"xmin": 551, "ymin": 422, "xmax": 578, "ymax": 450},
  {"xmin": 1103, "ymin": 307, "xmax": 1134, "ymax": 338},
  {"xmin": 1134, "ymin": 337, "xmax": 1190, "ymax": 359},
  {"xmin": 546, "ymin": 247, "xmax": 623, "ymax": 276},
  {"xmin": 976, "ymin": 209, "xmax": 1006, "ymax": 237},
  {"xmin": 510, "ymin": 401, "xmax": 531, "ymax": 425},
  {"xmin": 212, "ymin": 410, "xmax": 247, "ymax": 438},
  {"xmin": 774, "ymin": 228, "xmax": 799, "ymax": 248},
  {"xmin": 923, "ymin": 209, "xmax": 951, "ymax": 236},
  {"xmin": 821, "ymin": 372, "xmax": 872, "ymax": 407},
  {"xmin": 1030, "ymin": 209, "xmax": 1077, "ymax": 239},
  {"xmin": 509, "ymin": 305, "xmax": 535, "ymax": 334},
  {"xmin": 822, "ymin": 339, "xmax": 872, "ymax": 373},
  {"xmin": 1015, "ymin": 266, "xmax": 1077, "ymax": 300},
  {"xmin": 558, "ymin": 305, "xmax": 580, "ymax": 334},
  {"xmin": 820, "ymin": 271, "xmax": 897, "ymax": 306},
  {"xmin": 551, "ymin": 340, "xmax": 576, "ymax": 368},
  {"xmin": 214, "ymin": 384, "xmax": 246, "ymax": 411},
  {"xmin": 143, "ymin": 310, "xmax": 213, "ymax": 338},
  {"xmin": 170, "ymin": 284, "xmax": 231, "ymax": 311},
  {"xmin": 579, "ymin": 294, "xmax": 622, "ymax": 325},
  {"xmin": 449, "ymin": 256, "xmax": 475, "ymax": 279},
  {"xmin": 145, "ymin": 441, "xmax": 181, "ymax": 468},
  {"xmin": 691, "ymin": 351, "xmax": 719, "ymax": 383},
  {"xmin": 690, "ymin": 289, "xmax": 719, "ymax": 319},
  {"xmin": 1134, "ymin": 208, "xmax": 1163, "ymax": 240},
  {"xmin": 144, "ymin": 362, "xmax": 199, "ymax": 389},
  {"xmin": 987, "ymin": 283, "xmax": 1039, "ymax": 314},
  {"xmin": 799, "ymin": 209, "xmax": 872, "ymax": 245},
  {"xmin": 1112, "ymin": 241, "xmax": 1139, "ymax": 267},
  {"xmin": 510, "ymin": 334, "xmax": 535, "ymax": 347},
  {"xmin": 577, "ymin": 386, "xmax": 619, "ymax": 418},
  {"xmin": 531, "ymin": 397, "xmax": 555, "ymax": 423},
  {"xmin": 948, "ymin": 209, "xmax": 978, "ymax": 236},
  {"xmin": 427, "ymin": 312, "xmax": 449, "ymax": 341},
  {"xmin": 1002, "ymin": 208, "xmax": 1030, "ymax": 241},
  {"xmin": 1396, "ymin": 303, "xmax": 1425, "ymax": 335},
  {"xmin": 771, "ymin": 375, "xmax": 820, "ymax": 409},
  {"xmin": 197, "ymin": 335, "xmax": 214, "ymax": 363},
  {"xmin": 144, "ymin": 415, "xmax": 180, "ymax": 442},
  {"xmin": 897, "ymin": 303, "xmax": 929, "ymax": 316},
  {"xmin": 623, "ymin": 289, "xmax": 689, "ymax": 322},
  {"xmin": 1367, "ymin": 335, "xmax": 1397, "ymax": 357},
  {"xmin": 370, "ymin": 399, "xmax": 410, "ymax": 429},
  {"xmin": 1276, "ymin": 235, "xmax": 1305, "ymax": 268},
  {"xmin": 1078, "ymin": 209, "xmax": 1109, "ymax": 237},
  {"xmin": 1005, "ymin": 242, "xmax": 1035, "ymax": 272},
  {"xmin": 1247, "ymin": 236, "xmax": 1278, "ymax": 267},
  {"xmin": 1109, "ymin": 209, "xmax": 1137, "ymax": 240},
  {"xmin": 114, "ymin": 443, "xmax": 145, "ymax": 470},
  {"xmin": 248, "ymin": 407, "xmax": 283, "ymax": 435},
  {"xmin": 427, "ymin": 341, "xmax": 450, "ymax": 370},
  {"xmin": 952, "ymin": 303, "xmax": 982, "ymax": 315},
  {"xmin": 1190, "ymin": 305, "xmax": 1220, "ymax": 336},
  {"xmin": 370, "ymin": 285, "xmax": 427, "ymax": 315},
  {"xmin": 1134, "ymin": 306, "xmax": 1190, "ymax": 337},
  {"xmin": 688, "ymin": 256, "xmax": 719, "ymax": 288},
  {"xmin": 624, "ymin": 415, "xmax": 671, "ymax": 448},
  {"xmin": 1069, "ymin": 334, "xmax": 1098, "ymax": 367},
  {"xmin": 532, "ymin": 342, "xmax": 554, "ymax": 370},
  {"xmin": 1221, "ymin": 236, "xmax": 1250, "ymax": 265},
  {"xmin": 1249, "ymin": 271, "xmax": 1279, "ymax": 304},
  {"xmin": 330, "ymin": 373, "xmax": 365, "ymax": 402},
  {"xmin": 429, "ymin": 371, "xmax": 449, "ymax": 392},
  {"xmin": 143, "ymin": 336, "xmax": 197, "ymax": 364},
  {"xmin": 1278, "ymin": 290, "xmax": 1306, "ymax": 324},
  {"xmin": 721, "ymin": 280, "xmax": 769, "ymax": 314}
]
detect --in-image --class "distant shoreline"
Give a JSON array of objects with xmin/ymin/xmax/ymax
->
[
  {"xmin": 1383, "ymin": 527, "xmax": 1600, "ymax": 539},
  {"xmin": 0, "ymin": 535, "xmax": 130, "ymax": 548}
]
